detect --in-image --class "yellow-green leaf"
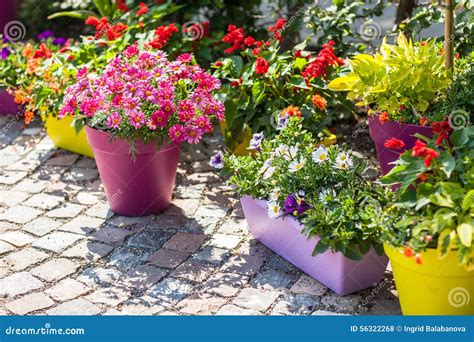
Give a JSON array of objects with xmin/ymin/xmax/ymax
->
[{"xmin": 457, "ymin": 223, "xmax": 472, "ymax": 247}]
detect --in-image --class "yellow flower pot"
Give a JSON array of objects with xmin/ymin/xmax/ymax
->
[
  {"xmin": 384, "ymin": 243, "xmax": 474, "ymax": 315},
  {"xmin": 44, "ymin": 116, "xmax": 94, "ymax": 158}
]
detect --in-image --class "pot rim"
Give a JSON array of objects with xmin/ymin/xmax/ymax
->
[{"xmin": 368, "ymin": 114, "xmax": 434, "ymax": 131}]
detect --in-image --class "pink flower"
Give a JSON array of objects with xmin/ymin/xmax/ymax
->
[
  {"xmin": 193, "ymin": 115, "xmax": 212, "ymax": 133},
  {"xmin": 178, "ymin": 100, "xmax": 195, "ymax": 122},
  {"xmin": 150, "ymin": 110, "xmax": 168, "ymax": 128},
  {"xmin": 184, "ymin": 125, "xmax": 203, "ymax": 144},
  {"xmin": 169, "ymin": 124, "xmax": 185, "ymax": 143},
  {"xmin": 161, "ymin": 100, "xmax": 175, "ymax": 115},
  {"xmin": 177, "ymin": 53, "xmax": 193, "ymax": 63},
  {"xmin": 123, "ymin": 44, "xmax": 139, "ymax": 58},
  {"xmin": 106, "ymin": 111, "xmax": 122, "ymax": 128},
  {"xmin": 128, "ymin": 111, "xmax": 145, "ymax": 128},
  {"xmin": 125, "ymin": 98, "xmax": 140, "ymax": 111}
]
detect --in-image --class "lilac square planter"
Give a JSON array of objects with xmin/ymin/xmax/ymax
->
[{"xmin": 240, "ymin": 196, "xmax": 389, "ymax": 295}]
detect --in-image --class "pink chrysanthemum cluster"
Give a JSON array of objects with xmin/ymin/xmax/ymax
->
[{"xmin": 60, "ymin": 45, "xmax": 225, "ymax": 144}]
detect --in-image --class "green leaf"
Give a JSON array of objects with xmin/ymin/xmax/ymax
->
[
  {"xmin": 289, "ymin": 75, "xmax": 309, "ymax": 89},
  {"xmin": 251, "ymin": 81, "xmax": 266, "ymax": 106},
  {"xmin": 48, "ymin": 10, "xmax": 98, "ymax": 20},
  {"xmin": 429, "ymin": 192, "xmax": 454, "ymax": 208},
  {"xmin": 312, "ymin": 240, "xmax": 329, "ymax": 256},
  {"xmin": 343, "ymin": 243, "xmax": 364, "ymax": 260},
  {"xmin": 462, "ymin": 190, "xmax": 474, "ymax": 212},
  {"xmin": 439, "ymin": 153, "xmax": 456, "ymax": 178},
  {"xmin": 457, "ymin": 223, "xmax": 472, "ymax": 247},
  {"xmin": 450, "ymin": 128, "xmax": 469, "ymax": 148}
]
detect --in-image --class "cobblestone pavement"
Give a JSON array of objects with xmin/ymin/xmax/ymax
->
[{"xmin": 0, "ymin": 116, "xmax": 401, "ymax": 316}]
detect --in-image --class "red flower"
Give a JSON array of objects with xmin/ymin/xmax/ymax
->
[
  {"xmin": 213, "ymin": 61, "xmax": 224, "ymax": 67},
  {"xmin": 136, "ymin": 2, "xmax": 149, "ymax": 16},
  {"xmin": 419, "ymin": 116, "xmax": 429, "ymax": 126},
  {"xmin": 222, "ymin": 25, "xmax": 246, "ymax": 54},
  {"xmin": 268, "ymin": 18, "xmax": 286, "ymax": 41},
  {"xmin": 252, "ymin": 47, "xmax": 260, "ymax": 55},
  {"xmin": 418, "ymin": 173, "xmax": 429, "ymax": 182},
  {"xmin": 230, "ymin": 77, "xmax": 243, "ymax": 87},
  {"xmin": 149, "ymin": 24, "xmax": 179, "ymax": 49},
  {"xmin": 384, "ymin": 137, "xmax": 405, "ymax": 150},
  {"xmin": 411, "ymin": 140, "xmax": 439, "ymax": 167},
  {"xmin": 33, "ymin": 43, "xmax": 52, "ymax": 59},
  {"xmin": 430, "ymin": 121, "xmax": 452, "ymax": 146},
  {"xmin": 403, "ymin": 247, "xmax": 414, "ymax": 257},
  {"xmin": 378, "ymin": 111, "xmax": 389, "ymax": 124},
  {"xmin": 399, "ymin": 104, "xmax": 407, "ymax": 111},
  {"xmin": 415, "ymin": 254, "xmax": 423, "ymax": 265},
  {"xmin": 302, "ymin": 41, "xmax": 344, "ymax": 81},
  {"xmin": 85, "ymin": 16, "xmax": 100, "ymax": 27},
  {"xmin": 116, "ymin": 0, "xmax": 129, "ymax": 12},
  {"xmin": 276, "ymin": 18, "xmax": 287, "ymax": 30},
  {"xmin": 243, "ymin": 36, "xmax": 256, "ymax": 46},
  {"xmin": 106, "ymin": 23, "xmax": 128, "ymax": 40},
  {"xmin": 255, "ymin": 57, "xmax": 269, "ymax": 75}
]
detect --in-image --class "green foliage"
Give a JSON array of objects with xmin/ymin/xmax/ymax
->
[
  {"xmin": 328, "ymin": 33, "xmax": 452, "ymax": 123},
  {"xmin": 219, "ymin": 117, "xmax": 390, "ymax": 260},
  {"xmin": 380, "ymin": 126, "xmax": 474, "ymax": 269}
]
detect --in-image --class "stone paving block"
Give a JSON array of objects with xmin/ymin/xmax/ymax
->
[
  {"xmin": 62, "ymin": 241, "xmax": 113, "ymax": 261},
  {"xmin": 166, "ymin": 199, "xmax": 200, "ymax": 217},
  {"xmin": 127, "ymin": 228, "xmax": 172, "ymax": 249},
  {"xmin": 3, "ymin": 247, "xmax": 49, "ymax": 271},
  {"xmin": 365, "ymin": 299, "xmax": 401, "ymax": 315},
  {"xmin": 119, "ymin": 297, "xmax": 167, "ymax": 315},
  {"xmin": 5, "ymin": 292, "xmax": 55, "ymax": 315},
  {"xmin": 148, "ymin": 248, "xmax": 190, "ymax": 268},
  {"xmin": 11, "ymin": 178, "xmax": 47, "ymax": 194},
  {"xmin": 179, "ymin": 218, "xmax": 216, "ymax": 235},
  {"xmin": 0, "ymin": 205, "xmax": 42, "ymax": 224},
  {"xmin": 207, "ymin": 233, "xmax": 242, "ymax": 250},
  {"xmin": 0, "ymin": 171, "xmax": 27, "ymax": 185},
  {"xmin": 85, "ymin": 202, "xmax": 114, "ymax": 219},
  {"xmin": 31, "ymin": 258, "xmax": 78, "ymax": 282},
  {"xmin": 0, "ymin": 190, "xmax": 30, "ymax": 207},
  {"xmin": 195, "ymin": 204, "xmax": 229, "ymax": 218},
  {"xmin": 45, "ymin": 278, "xmax": 91, "ymax": 301},
  {"xmin": 0, "ymin": 230, "xmax": 36, "ymax": 247},
  {"xmin": 271, "ymin": 293, "xmax": 319, "ymax": 315},
  {"xmin": 216, "ymin": 304, "xmax": 262, "ymax": 315},
  {"xmin": 45, "ymin": 153, "xmax": 79, "ymax": 166},
  {"xmin": 23, "ymin": 193, "xmax": 63, "ymax": 210},
  {"xmin": 0, "ymin": 221, "xmax": 18, "ymax": 235},
  {"xmin": 265, "ymin": 254, "xmax": 300, "ymax": 274},
  {"xmin": 311, "ymin": 310, "xmax": 349, "ymax": 316},
  {"xmin": 174, "ymin": 184, "xmax": 204, "ymax": 199},
  {"xmin": 151, "ymin": 214, "xmax": 188, "ymax": 231},
  {"xmin": 193, "ymin": 246, "xmax": 229, "ymax": 265},
  {"xmin": 177, "ymin": 294, "xmax": 227, "ymax": 315},
  {"xmin": 321, "ymin": 293, "xmax": 363, "ymax": 313},
  {"xmin": 74, "ymin": 157, "xmax": 97, "ymax": 168},
  {"xmin": 86, "ymin": 286, "xmax": 131, "ymax": 306},
  {"xmin": 62, "ymin": 167, "xmax": 99, "ymax": 182},
  {"xmin": 109, "ymin": 215, "xmax": 153, "ymax": 228},
  {"xmin": 46, "ymin": 203, "xmax": 85, "ymax": 219},
  {"xmin": 290, "ymin": 274, "xmax": 328, "ymax": 296},
  {"xmin": 170, "ymin": 260, "xmax": 214, "ymax": 283},
  {"xmin": 120, "ymin": 265, "xmax": 167, "ymax": 290},
  {"xmin": 202, "ymin": 272, "xmax": 249, "ymax": 297},
  {"xmin": 148, "ymin": 277, "xmax": 193, "ymax": 303},
  {"xmin": 222, "ymin": 254, "xmax": 265, "ymax": 276},
  {"xmin": 0, "ymin": 241, "xmax": 16, "ymax": 256},
  {"xmin": 32, "ymin": 231, "xmax": 83, "ymax": 253},
  {"xmin": 162, "ymin": 233, "xmax": 207, "ymax": 253},
  {"xmin": 232, "ymin": 288, "xmax": 280, "ymax": 312},
  {"xmin": 23, "ymin": 217, "xmax": 62, "ymax": 237},
  {"xmin": 77, "ymin": 267, "xmax": 123, "ymax": 288},
  {"xmin": 59, "ymin": 215, "xmax": 104, "ymax": 235},
  {"xmin": 251, "ymin": 267, "xmax": 297, "ymax": 290},
  {"xmin": 91, "ymin": 226, "xmax": 134, "ymax": 245},
  {"xmin": 0, "ymin": 272, "xmax": 44, "ymax": 297},
  {"xmin": 46, "ymin": 298, "xmax": 101, "ymax": 315},
  {"xmin": 216, "ymin": 217, "xmax": 247, "ymax": 235},
  {"xmin": 74, "ymin": 191, "xmax": 101, "ymax": 205},
  {"xmin": 108, "ymin": 246, "xmax": 151, "ymax": 270}
]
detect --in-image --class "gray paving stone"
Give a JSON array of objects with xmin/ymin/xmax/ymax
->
[
  {"xmin": 3, "ymin": 247, "xmax": 49, "ymax": 271},
  {"xmin": 46, "ymin": 203, "xmax": 85, "ymax": 219},
  {"xmin": 0, "ymin": 221, "xmax": 18, "ymax": 235},
  {"xmin": 170, "ymin": 260, "xmax": 214, "ymax": 283},
  {"xmin": 0, "ymin": 205, "xmax": 42, "ymax": 224},
  {"xmin": 23, "ymin": 193, "xmax": 63, "ymax": 210},
  {"xmin": 45, "ymin": 278, "xmax": 91, "ymax": 301},
  {"xmin": 251, "ymin": 267, "xmax": 296, "ymax": 290},
  {"xmin": 148, "ymin": 248, "xmax": 190, "ymax": 268},
  {"xmin": 6, "ymin": 292, "xmax": 55, "ymax": 315},
  {"xmin": 91, "ymin": 226, "xmax": 134, "ymax": 245},
  {"xmin": 59, "ymin": 215, "xmax": 104, "ymax": 235},
  {"xmin": 23, "ymin": 217, "xmax": 62, "ymax": 237},
  {"xmin": 195, "ymin": 204, "xmax": 229, "ymax": 218},
  {"xmin": 150, "ymin": 214, "xmax": 188, "ymax": 231},
  {"xmin": 119, "ymin": 297, "xmax": 167, "ymax": 315},
  {"xmin": 32, "ymin": 231, "xmax": 83, "ymax": 253},
  {"xmin": 62, "ymin": 241, "xmax": 113, "ymax": 261},
  {"xmin": 0, "ymin": 171, "xmax": 27, "ymax": 185},
  {"xmin": 45, "ymin": 153, "xmax": 79, "ymax": 166},
  {"xmin": 0, "ymin": 190, "xmax": 30, "ymax": 207},
  {"xmin": 202, "ymin": 272, "xmax": 249, "ymax": 297},
  {"xmin": 0, "ymin": 272, "xmax": 43, "ymax": 297},
  {"xmin": 0, "ymin": 241, "xmax": 16, "ymax": 256},
  {"xmin": 290, "ymin": 274, "xmax": 328, "ymax": 296},
  {"xmin": 86, "ymin": 286, "xmax": 131, "ymax": 306},
  {"xmin": 207, "ymin": 233, "xmax": 242, "ymax": 249},
  {"xmin": 109, "ymin": 215, "xmax": 153, "ymax": 228},
  {"xmin": 162, "ymin": 233, "xmax": 207, "ymax": 253},
  {"xmin": 217, "ymin": 217, "xmax": 247, "ymax": 235},
  {"xmin": 0, "ymin": 230, "xmax": 36, "ymax": 247},
  {"xmin": 46, "ymin": 298, "xmax": 101, "ymax": 315},
  {"xmin": 12, "ymin": 178, "xmax": 48, "ymax": 193},
  {"xmin": 271, "ymin": 293, "xmax": 319, "ymax": 315},
  {"xmin": 108, "ymin": 246, "xmax": 151, "ymax": 270},
  {"xmin": 62, "ymin": 167, "xmax": 99, "ymax": 182},
  {"xmin": 232, "ymin": 288, "xmax": 280, "ymax": 312},
  {"xmin": 74, "ymin": 191, "xmax": 101, "ymax": 205},
  {"xmin": 77, "ymin": 267, "xmax": 123, "ymax": 288},
  {"xmin": 193, "ymin": 246, "xmax": 229, "ymax": 265},
  {"xmin": 216, "ymin": 304, "xmax": 262, "ymax": 315},
  {"xmin": 222, "ymin": 254, "xmax": 265, "ymax": 276},
  {"xmin": 177, "ymin": 294, "xmax": 227, "ymax": 315},
  {"xmin": 85, "ymin": 202, "xmax": 114, "ymax": 219},
  {"xmin": 31, "ymin": 258, "xmax": 78, "ymax": 282},
  {"xmin": 120, "ymin": 265, "xmax": 167, "ymax": 290},
  {"xmin": 321, "ymin": 293, "xmax": 363, "ymax": 313},
  {"xmin": 127, "ymin": 228, "xmax": 172, "ymax": 249},
  {"xmin": 148, "ymin": 278, "xmax": 193, "ymax": 303}
]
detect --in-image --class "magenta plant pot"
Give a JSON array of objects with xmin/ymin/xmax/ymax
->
[
  {"xmin": 0, "ymin": 91, "xmax": 19, "ymax": 116},
  {"xmin": 240, "ymin": 196, "xmax": 388, "ymax": 296},
  {"xmin": 85, "ymin": 127, "xmax": 181, "ymax": 216},
  {"xmin": 368, "ymin": 115, "xmax": 434, "ymax": 175}
]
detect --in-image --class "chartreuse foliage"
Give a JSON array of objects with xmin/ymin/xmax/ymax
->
[
  {"xmin": 380, "ymin": 126, "xmax": 474, "ymax": 269},
  {"xmin": 328, "ymin": 33, "xmax": 452, "ymax": 123}
]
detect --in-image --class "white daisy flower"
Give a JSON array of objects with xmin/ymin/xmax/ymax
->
[
  {"xmin": 318, "ymin": 188, "xmax": 336, "ymax": 205},
  {"xmin": 286, "ymin": 145, "xmax": 299, "ymax": 160},
  {"xmin": 269, "ymin": 188, "xmax": 281, "ymax": 202},
  {"xmin": 336, "ymin": 151, "xmax": 353, "ymax": 169},
  {"xmin": 267, "ymin": 201, "xmax": 282, "ymax": 219},
  {"xmin": 263, "ymin": 166, "xmax": 275, "ymax": 179},
  {"xmin": 275, "ymin": 144, "xmax": 289, "ymax": 158},
  {"xmin": 289, "ymin": 158, "xmax": 306, "ymax": 173},
  {"xmin": 312, "ymin": 146, "xmax": 328, "ymax": 164}
]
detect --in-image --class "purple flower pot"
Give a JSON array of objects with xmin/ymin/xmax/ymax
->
[
  {"xmin": 85, "ymin": 127, "xmax": 181, "ymax": 216},
  {"xmin": 368, "ymin": 115, "xmax": 434, "ymax": 175},
  {"xmin": 0, "ymin": 91, "xmax": 19, "ymax": 116},
  {"xmin": 0, "ymin": 0, "xmax": 18, "ymax": 36},
  {"xmin": 240, "ymin": 196, "xmax": 388, "ymax": 296}
]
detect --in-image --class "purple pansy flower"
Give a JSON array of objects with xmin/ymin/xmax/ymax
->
[
  {"xmin": 248, "ymin": 132, "xmax": 264, "ymax": 150},
  {"xmin": 1, "ymin": 47, "xmax": 11, "ymax": 60},
  {"xmin": 52, "ymin": 37, "xmax": 67, "ymax": 46},
  {"xmin": 37, "ymin": 30, "xmax": 55, "ymax": 40},
  {"xmin": 284, "ymin": 193, "xmax": 312, "ymax": 215},
  {"xmin": 210, "ymin": 151, "xmax": 224, "ymax": 169}
]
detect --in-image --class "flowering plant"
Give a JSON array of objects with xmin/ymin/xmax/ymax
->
[
  {"xmin": 212, "ymin": 117, "xmax": 390, "ymax": 259},
  {"xmin": 60, "ymin": 46, "xmax": 224, "ymax": 147},
  {"xmin": 380, "ymin": 125, "xmax": 474, "ymax": 268},
  {"xmin": 212, "ymin": 19, "xmax": 352, "ymax": 151},
  {"xmin": 328, "ymin": 33, "xmax": 452, "ymax": 125}
]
